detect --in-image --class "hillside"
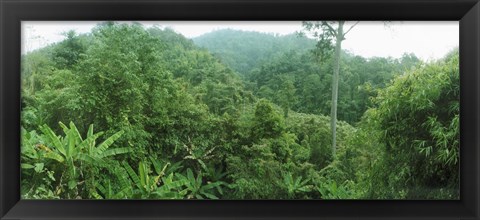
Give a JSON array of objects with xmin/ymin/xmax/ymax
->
[{"xmin": 193, "ymin": 29, "xmax": 316, "ymax": 74}]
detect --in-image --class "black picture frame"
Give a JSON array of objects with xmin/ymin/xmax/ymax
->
[{"xmin": 1, "ymin": 0, "xmax": 479, "ymax": 219}]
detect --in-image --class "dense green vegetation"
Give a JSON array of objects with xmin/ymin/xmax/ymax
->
[{"xmin": 21, "ymin": 22, "xmax": 459, "ymax": 199}]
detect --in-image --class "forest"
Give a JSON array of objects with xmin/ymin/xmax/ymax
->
[{"xmin": 20, "ymin": 22, "xmax": 459, "ymax": 200}]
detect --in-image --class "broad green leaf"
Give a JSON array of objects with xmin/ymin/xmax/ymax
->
[
  {"xmin": 69, "ymin": 121, "xmax": 84, "ymax": 142},
  {"xmin": 96, "ymin": 130, "xmax": 124, "ymax": 155},
  {"xmin": 78, "ymin": 132, "xmax": 104, "ymax": 153},
  {"xmin": 201, "ymin": 192, "xmax": 218, "ymax": 199},
  {"xmin": 68, "ymin": 180, "xmax": 77, "ymax": 190},
  {"xmin": 21, "ymin": 163, "xmax": 35, "ymax": 169},
  {"xmin": 138, "ymin": 161, "xmax": 148, "ymax": 190},
  {"xmin": 98, "ymin": 147, "xmax": 132, "ymax": 159},
  {"xmin": 77, "ymin": 153, "xmax": 98, "ymax": 164},
  {"xmin": 187, "ymin": 168, "xmax": 194, "ymax": 182},
  {"xmin": 34, "ymin": 163, "xmax": 44, "ymax": 173},
  {"xmin": 123, "ymin": 161, "xmax": 142, "ymax": 190},
  {"xmin": 44, "ymin": 152, "xmax": 65, "ymax": 163},
  {"xmin": 40, "ymin": 124, "xmax": 66, "ymax": 156},
  {"xmin": 67, "ymin": 128, "xmax": 76, "ymax": 158}
]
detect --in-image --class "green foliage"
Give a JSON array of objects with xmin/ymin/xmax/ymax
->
[
  {"xmin": 175, "ymin": 168, "xmax": 224, "ymax": 199},
  {"xmin": 20, "ymin": 22, "xmax": 459, "ymax": 200},
  {"xmin": 251, "ymin": 99, "xmax": 285, "ymax": 140},
  {"xmin": 316, "ymin": 180, "xmax": 356, "ymax": 199},
  {"xmin": 301, "ymin": 21, "xmax": 336, "ymax": 60},
  {"xmin": 51, "ymin": 30, "xmax": 89, "ymax": 69},
  {"xmin": 21, "ymin": 122, "xmax": 130, "ymax": 199},
  {"xmin": 245, "ymin": 50, "xmax": 421, "ymax": 124},
  {"xmin": 281, "ymin": 172, "xmax": 313, "ymax": 199},
  {"xmin": 361, "ymin": 51, "xmax": 459, "ymax": 199}
]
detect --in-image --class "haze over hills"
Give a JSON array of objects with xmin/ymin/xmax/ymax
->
[{"xmin": 193, "ymin": 29, "xmax": 316, "ymax": 75}]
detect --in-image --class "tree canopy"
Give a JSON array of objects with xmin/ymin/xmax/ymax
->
[{"xmin": 20, "ymin": 22, "xmax": 458, "ymax": 200}]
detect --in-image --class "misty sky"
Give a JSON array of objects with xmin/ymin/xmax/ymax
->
[{"xmin": 22, "ymin": 21, "xmax": 459, "ymax": 61}]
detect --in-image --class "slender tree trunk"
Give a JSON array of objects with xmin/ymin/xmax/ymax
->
[{"xmin": 330, "ymin": 21, "xmax": 344, "ymax": 160}]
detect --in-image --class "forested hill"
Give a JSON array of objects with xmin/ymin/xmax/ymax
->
[
  {"xmin": 193, "ymin": 29, "xmax": 422, "ymax": 124},
  {"xmin": 193, "ymin": 29, "xmax": 316, "ymax": 74}
]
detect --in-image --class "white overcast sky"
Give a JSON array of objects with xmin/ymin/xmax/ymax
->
[{"xmin": 22, "ymin": 21, "xmax": 458, "ymax": 61}]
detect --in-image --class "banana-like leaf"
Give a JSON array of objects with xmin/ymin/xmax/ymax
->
[
  {"xmin": 59, "ymin": 122, "xmax": 82, "ymax": 151},
  {"xmin": 166, "ymin": 161, "xmax": 183, "ymax": 174},
  {"xmin": 77, "ymin": 153, "xmax": 98, "ymax": 164},
  {"xmin": 21, "ymin": 163, "xmax": 35, "ymax": 169},
  {"xmin": 149, "ymin": 157, "xmax": 170, "ymax": 177},
  {"xmin": 96, "ymin": 130, "xmax": 124, "ymax": 155},
  {"xmin": 40, "ymin": 124, "xmax": 66, "ymax": 156},
  {"xmin": 69, "ymin": 121, "xmax": 84, "ymax": 142},
  {"xmin": 114, "ymin": 187, "xmax": 132, "ymax": 199},
  {"xmin": 138, "ymin": 161, "xmax": 149, "ymax": 190},
  {"xmin": 150, "ymin": 157, "xmax": 161, "ymax": 174},
  {"xmin": 123, "ymin": 161, "xmax": 142, "ymax": 190},
  {"xmin": 200, "ymin": 181, "xmax": 222, "ymax": 191},
  {"xmin": 115, "ymin": 167, "xmax": 131, "ymax": 192},
  {"xmin": 78, "ymin": 132, "xmax": 104, "ymax": 154},
  {"xmin": 44, "ymin": 151, "xmax": 65, "ymax": 163},
  {"xmin": 34, "ymin": 163, "xmax": 44, "ymax": 173},
  {"xmin": 59, "ymin": 122, "xmax": 70, "ymax": 136},
  {"xmin": 68, "ymin": 179, "xmax": 77, "ymax": 190},
  {"xmin": 90, "ymin": 190, "xmax": 104, "ymax": 199},
  {"xmin": 87, "ymin": 124, "xmax": 94, "ymax": 137},
  {"xmin": 67, "ymin": 128, "xmax": 76, "ymax": 158},
  {"xmin": 187, "ymin": 168, "xmax": 195, "ymax": 183},
  {"xmin": 162, "ymin": 173, "xmax": 186, "ymax": 190},
  {"xmin": 195, "ymin": 173, "xmax": 202, "ymax": 188},
  {"xmin": 201, "ymin": 192, "xmax": 218, "ymax": 199},
  {"xmin": 98, "ymin": 147, "xmax": 132, "ymax": 159}
]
